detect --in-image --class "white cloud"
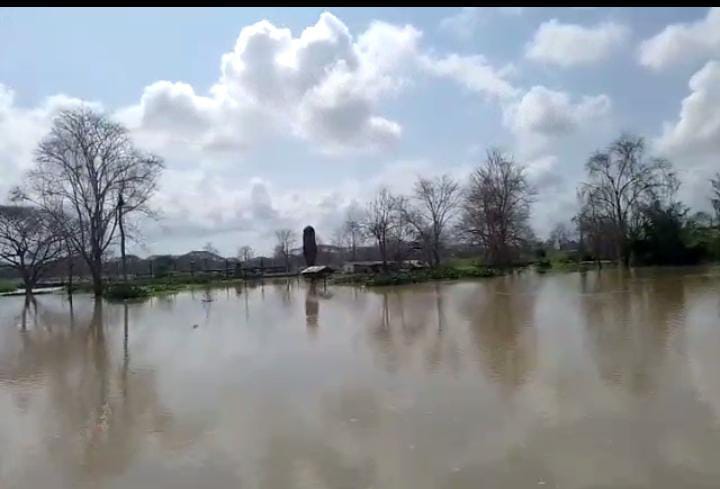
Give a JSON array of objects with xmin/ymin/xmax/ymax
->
[
  {"xmin": 419, "ymin": 54, "xmax": 519, "ymax": 100},
  {"xmin": 439, "ymin": 7, "xmax": 524, "ymax": 40},
  {"xmin": 654, "ymin": 60, "xmax": 720, "ymax": 210},
  {"xmin": 503, "ymin": 85, "xmax": 612, "ymax": 156},
  {"xmin": 119, "ymin": 13, "xmax": 424, "ymax": 156},
  {"xmin": 639, "ymin": 8, "xmax": 720, "ymax": 70},
  {"xmin": 0, "ymin": 85, "xmax": 100, "ymax": 200},
  {"xmin": 526, "ymin": 19, "xmax": 629, "ymax": 67},
  {"xmin": 0, "ymin": 11, "xmax": 517, "ymax": 255}
]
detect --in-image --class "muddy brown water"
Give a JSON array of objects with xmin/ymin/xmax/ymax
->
[{"xmin": 1, "ymin": 267, "xmax": 719, "ymax": 489}]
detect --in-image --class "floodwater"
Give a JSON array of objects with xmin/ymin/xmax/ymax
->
[{"xmin": 1, "ymin": 268, "xmax": 720, "ymax": 489}]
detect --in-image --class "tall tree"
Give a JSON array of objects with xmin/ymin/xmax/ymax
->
[
  {"xmin": 460, "ymin": 150, "xmax": 534, "ymax": 267},
  {"xmin": 0, "ymin": 206, "xmax": 63, "ymax": 295},
  {"xmin": 579, "ymin": 134, "xmax": 677, "ymax": 267},
  {"xmin": 274, "ymin": 228, "xmax": 296, "ymax": 272},
  {"xmin": 362, "ymin": 187, "xmax": 401, "ymax": 270},
  {"xmin": 237, "ymin": 245, "xmax": 254, "ymax": 263},
  {"xmin": 400, "ymin": 174, "xmax": 461, "ymax": 267},
  {"xmin": 342, "ymin": 205, "xmax": 363, "ymax": 261},
  {"xmin": 19, "ymin": 108, "xmax": 163, "ymax": 296},
  {"xmin": 711, "ymin": 172, "xmax": 720, "ymax": 225}
]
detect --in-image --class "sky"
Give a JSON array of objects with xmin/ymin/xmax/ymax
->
[{"xmin": 1, "ymin": 7, "xmax": 719, "ymax": 257}]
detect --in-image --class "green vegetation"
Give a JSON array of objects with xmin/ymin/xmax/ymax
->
[
  {"xmin": 71, "ymin": 275, "xmax": 251, "ymax": 298},
  {"xmin": 0, "ymin": 280, "xmax": 19, "ymax": 294},
  {"xmin": 333, "ymin": 263, "xmax": 503, "ymax": 287},
  {"xmin": 105, "ymin": 283, "xmax": 150, "ymax": 301}
]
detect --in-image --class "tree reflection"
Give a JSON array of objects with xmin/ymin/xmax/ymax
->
[
  {"xmin": 581, "ymin": 268, "xmax": 686, "ymax": 395},
  {"xmin": 0, "ymin": 297, "xmax": 182, "ymax": 487},
  {"xmin": 464, "ymin": 276, "xmax": 538, "ymax": 389}
]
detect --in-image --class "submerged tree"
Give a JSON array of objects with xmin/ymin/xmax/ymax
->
[
  {"xmin": 578, "ymin": 134, "xmax": 677, "ymax": 267},
  {"xmin": 0, "ymin": 205, "xmax": 63, "ymax": 295},
  {"xmin": 400, "ymin": 174, "xmax": 462, "ymax": 267},
  {"xmin": 18, "ymin": 107, "xmax": 164, "ymax": 296},
  {"xmin": 460, "ymin": 150, "xmax": 534, "ymax": 267},
  {"xmin": 274, "ymin": 228, "xmax": 296, "ymax": 272}
]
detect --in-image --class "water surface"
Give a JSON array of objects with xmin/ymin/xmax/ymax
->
[{"xmin": 1, "ymin": 267, "xmax": 720, "ymax": 488}]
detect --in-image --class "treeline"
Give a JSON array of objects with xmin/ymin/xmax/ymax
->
[
  {"xmin": 326, "ymin": 135, "xmax": 720, "ymax": 270},
  {"xmin": 2, "ymin": 105, "xmax": 719, "ymax": 298}
]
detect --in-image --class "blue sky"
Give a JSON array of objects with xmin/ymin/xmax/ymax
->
[{"xmin": 1, "ymin": 7, "xmax": 718, "ymax": 256}]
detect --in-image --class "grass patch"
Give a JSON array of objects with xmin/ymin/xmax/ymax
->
[
  {"xmin": 333, "ymin": 264, "xmax": 503, "ymax": 287},
  {"xmin": 0, "ymin": 280, "xmax": 19, "ymax": 294},
  {"xmin": 105, "ymin": 283, "xmax": 150, "ymax": 301}
]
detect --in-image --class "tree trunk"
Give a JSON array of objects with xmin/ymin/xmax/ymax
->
[
  {"xmin": 91, "ymin": 255, "xmax": 103, "ymax": 297},
  {"xmin": 118, "ymin": 193, "xmax": 128, "ymax": 282}
]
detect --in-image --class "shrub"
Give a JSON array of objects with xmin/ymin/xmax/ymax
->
[{"xmin": 105, "ymin": 283, "xmax": 149, "ymax": 301}]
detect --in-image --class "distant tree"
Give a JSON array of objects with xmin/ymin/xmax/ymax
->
[
  {"xmin": 362, "ymin": 187, "xmax": 402, "ymax": 270},
  {"xmin": 203, "ymin": 242, "xmax": 219, "ymax": 256},
  {"xmin": 237, "ymin": 245, "xmax": 254, "ymax": 262},
  {"xmin": 711, "ymin": 172, "xmax": 720, "ymax": 225},
  {"xmin": 302, "ymin": 226, "xmax": 317, "ymax": 267},
  {"xmin": 274, "ymin": 229, "xmax": 296, "ymax": 272},
  {"xmin": 400, "ymin": 174, "xmax": 462, "ymax": 267},
  {"xmin": 0, "ymin": 206, "xmax": 63, "ymax": 295},
  {"xmin": 17, "ymin": 107, "xmax": 164, "ymax": 296},
  {"xmin": 460, "ymin": 149, "xmax": 535, "ymax": 267},
  {"xmin": 579, "ymin": 134, "xmax": 677, "ymax": 267},
  {"xmin": 548, "ymin": 222, "xmax": 575, "ymax": 250},
  {"xmin": 342, "ymin": 204, "xmax": 364, "ymax": 261}
]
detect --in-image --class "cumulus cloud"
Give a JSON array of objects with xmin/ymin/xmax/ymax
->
[
  {"xmin": 654, "ymin": 60, "xmax": 720, "ymax": 210},
  {"xmin": 503, "ymin": 85, "xmax": 612, "ymax": 156},
  {"xmin": 440, "ymin": 7, "xmax": 524, "ymax": 40},
  {"xmin": 0, "ymin": 85, "xmax": 100, "ymax": 200},
  {"xmin": 0, "ymin": 11, "xmax": 517, "ymax": 254},
  {"xmin": 118, "ymin": 13, "xmax": 426, "ymax": 157},
  {"xmin": 419, "ymin": 54, "xmax": 519, "ymax": 100},
  {"xmin": 526, "ymin": 19, "xmax": 629, "ymax": 67},
  {"xmin": 639, "ymin": 8, "xmax": 720, "ymax": 70}
]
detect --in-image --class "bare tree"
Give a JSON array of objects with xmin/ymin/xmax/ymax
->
[
  {"xmin": 460, "ymin": 149, "xmax": 535, "ymax": 267},
  {"xmin": 274, "ymin": 229, "xmax": 296, "ymax": 272},
  {"xmin": 18, "ymin": 107, "xmax": 164, "ymax": 296},
  {"xmin": 362, "ymin": 187, "xmax": 401, "ymax": 270},
  {"xmin": 203, "ymin": 242, "xmax": 219, "ymax": 256},
  {"xmin": 237, "ymin": 245, "xmax": 254, "ymax": 263},
  {"xmin": 548, "ymin": 222, "xmax": 574, "ymax": 250},
  {"xmin": 711, "ymin": 172, "xmax": 720, "ymax": 225},
  {"xmin": 0, "ymin": 206, "xmax": 63, "ymax": 295},
  {"xmin": 342, "ymin": 205, "xmax": 364, "ymax": 261},
  {"xmin": 579, "ymin": 134, "xmax": 677, "ymax": 267},
  {"xmin": 400, "ymin": 174, "xmax": 461, "ymax": 267}
]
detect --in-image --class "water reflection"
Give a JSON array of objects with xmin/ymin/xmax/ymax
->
[{"xmin": 0, "ymin": 267, "xmax": 719, "ymax": 488}]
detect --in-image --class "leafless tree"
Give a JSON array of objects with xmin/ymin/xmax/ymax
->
[
  {"xmin": 460, "ymin": 149, "xmax": 535, "ymax": 267},
  {"xmin": 0, "ymin": 205, "xmax": 64, "ymax": 295},
  {"xmin": 578, "ymin": 134, "xmax": 677, "ymax": 267},
  {"xmin": 17, "ymin": 107, "xmax": 164, "ymax": 296},
  {"xmin": 238, "ymin": 245, "xmax": 254, "ymax": 263},
  {"xmin": 203, "ymin": 242, "xmax": 219, "ymax": 256},
  {"xmin": 362, "ymin": 187, "xmax": 402, "ymax": 270},
  {"xmin": 548, "ymin": 222, "xmax": 575, "ymax": 250},
  {"xmin": 274, "ymin": 228, "xmax": 296, "ymax": 272},
  {"xmin": 341, "ymin": 205, "xmax": 364, "ymax": 261},
  {"xmin": 400, "ymin": 174, "xmax": 461, "ymax": 267},
  {"xmin": 711, "ymin": 172, "xmax": 720, "ymax": 225}
]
